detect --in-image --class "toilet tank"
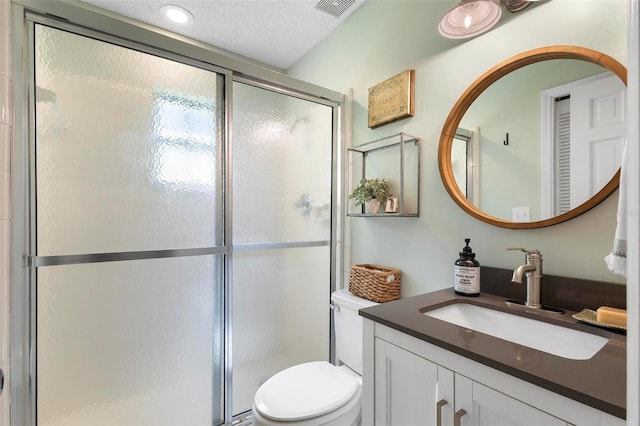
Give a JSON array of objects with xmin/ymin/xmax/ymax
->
[{"xmin": 331, "ymin": 289, "xmax": 379, "ymax": 375}]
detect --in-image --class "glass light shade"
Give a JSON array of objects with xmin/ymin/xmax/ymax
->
[{"xmin": 438, "ymin": 0, "xmax": 502, "ymax": 39}]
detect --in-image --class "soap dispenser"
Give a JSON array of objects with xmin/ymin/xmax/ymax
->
[{"xmin": 454, "ymin": 238, "xmax": 480, "ymax": 296}]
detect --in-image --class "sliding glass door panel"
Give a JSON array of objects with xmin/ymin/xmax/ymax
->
[
  {"xmin": 32, "ymin": 24, "xmax": 225, "ymax": 425},
  {"xmin": 37, "ymin": 256, "xmax": 223, "ymax": 426},
  {"xmin": 231, "ymin": 82, "xmax": 334, "ymax": 415},
  {"xmin": 34, "ymin": 24, "xmax": 224, "ymax": 256}
]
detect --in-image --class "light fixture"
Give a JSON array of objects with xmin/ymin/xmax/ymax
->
[
  {"xmin": 160, "ymin": 4, "xmax": 195, "ymax": 26},
  {"xmin": 438, "ymin": 0, "xmax": 502, "ymax": 39},
  {"xmin": 438, "ymin": 0, "xmax": 533, "ymax": 39}
]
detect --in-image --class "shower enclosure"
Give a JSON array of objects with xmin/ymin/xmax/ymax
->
[{"xmin": 13, "ymin": 9, "xmax": 340, "ymax": 425}]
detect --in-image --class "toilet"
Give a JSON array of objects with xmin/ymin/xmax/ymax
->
[{"xmin": 252, "ymin": 289, "xmax": 378, "ymax": 425}]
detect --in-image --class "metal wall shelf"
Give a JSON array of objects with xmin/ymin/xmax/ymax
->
[{"xmin": 347, "ymin": 132, "xmax": 421, "ymax": 217}]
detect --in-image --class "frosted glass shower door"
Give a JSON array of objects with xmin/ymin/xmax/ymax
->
[
  {"xmin": 232, "ymin": 82, "xmax": 334, "ymax": 414},
  {"xmin": 33, "ymin": 24, "xmax": 225, "ymax": 425}
]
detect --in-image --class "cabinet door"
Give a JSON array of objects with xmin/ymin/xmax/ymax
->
[
  {"xmin": 455, "ymin": 375, "xmax": 568, "ymax": 426},
  {"xmin": 374, "ymin": 338, "xmax": 454, "ymax": 426}
]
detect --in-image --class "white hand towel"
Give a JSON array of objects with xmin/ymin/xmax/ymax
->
[{"xmin": 604, "ymin": 139, "xmax": 627, "ymax": 276}]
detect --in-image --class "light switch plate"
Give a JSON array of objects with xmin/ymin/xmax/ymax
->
[{"xmin": 512, "ymin": 206, "xmax": 530, "ymax": 222}]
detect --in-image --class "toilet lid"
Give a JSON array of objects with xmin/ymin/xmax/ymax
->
[{"xmin": 254, "ymin": 361, "xmax": 359, "ymax": 421}]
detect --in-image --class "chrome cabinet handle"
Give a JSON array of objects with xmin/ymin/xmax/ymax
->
[
  {"xmin": 436, "ymin": 399, "xmax": 448, "ymax": 426},
  {"xmin": 454, "ymin": 408, "xmax": 467, "ymax": 426}
]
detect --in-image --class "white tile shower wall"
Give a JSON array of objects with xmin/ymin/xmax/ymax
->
[{"xmin": 0, "ymin": 0, "xmax": 11, "ymax": 424}]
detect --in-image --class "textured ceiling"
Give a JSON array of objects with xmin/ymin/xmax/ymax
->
[{"xmin": 81, "ymin": 0, "xmax": 368, "ymax": 70}]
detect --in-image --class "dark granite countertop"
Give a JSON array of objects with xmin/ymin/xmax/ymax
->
[{"xmin": 359, "ymin": 288, "xmax": 626, "ymax": 419}]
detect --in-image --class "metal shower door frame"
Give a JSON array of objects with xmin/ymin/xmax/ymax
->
[{"xmin": 10, "ymin": 3, "xmax": 344, "ymax": 425}]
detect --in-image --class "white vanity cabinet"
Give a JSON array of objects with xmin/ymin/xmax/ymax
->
[
  {"xmin": 363, "ymin": 320, "xmax": 625, "ymax": 426},
  {"xmin": 374, "ymin": 338, "xmax": 567, "ymax": 426}
]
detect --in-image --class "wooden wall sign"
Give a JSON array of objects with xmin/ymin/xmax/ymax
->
[{"xmin": 368, "ymin": 69, "xmax": 415, "ymax": 128}]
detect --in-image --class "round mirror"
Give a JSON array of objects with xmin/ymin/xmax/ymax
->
[{"xmin": 438, "ymin": 46, "xmax": 627, "ymax": 229}]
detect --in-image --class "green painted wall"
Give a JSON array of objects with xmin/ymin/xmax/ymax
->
[{"xmin": 289, "ymin": 0, "xmax": 628, "ymax": 296}]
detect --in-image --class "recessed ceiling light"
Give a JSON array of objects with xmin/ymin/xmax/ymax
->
[{"xmin": 160, "ymin": 4, "xmax": 194, "ymax": 26}]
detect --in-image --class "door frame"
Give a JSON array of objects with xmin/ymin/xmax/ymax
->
[{"xmin": 540, "ymin": 71, "xmax": 616, "ymax": 218}]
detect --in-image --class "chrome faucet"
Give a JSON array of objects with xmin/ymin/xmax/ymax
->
[{"xmin": 507, "ymin": 248, "xmax": 543, "ymax": 309}]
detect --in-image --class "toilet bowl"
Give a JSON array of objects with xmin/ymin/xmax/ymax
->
[{"xmin": 252, "ymin": 290, "xmax": 378, "ymax": 426}]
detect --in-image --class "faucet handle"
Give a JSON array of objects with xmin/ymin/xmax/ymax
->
[
  {"xmin": 506, "ymin": 247, "xmax": 541, "ymax": 256},
  {"xmin": 506, "ymin": 247, "xmax": 528, "ymax": 253}
]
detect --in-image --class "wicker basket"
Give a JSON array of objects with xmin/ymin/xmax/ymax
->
[{"xmin": 349, "ymin": 264, "xmax": 401, "ymax": 303}]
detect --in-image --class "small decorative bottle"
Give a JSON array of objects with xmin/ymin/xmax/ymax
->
[{"xmin": 454, "ymin": 238, "xmax": 480, "ymax": 296}]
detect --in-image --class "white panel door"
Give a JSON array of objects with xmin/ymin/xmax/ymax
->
[{"xmin": 570, "ymin": 74, "xmax": 626, "ymax": 208}]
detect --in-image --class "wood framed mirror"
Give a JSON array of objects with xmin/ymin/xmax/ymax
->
[{"xmin": 438, "ymin": 45, "xmax": 627, "ymax": 229}]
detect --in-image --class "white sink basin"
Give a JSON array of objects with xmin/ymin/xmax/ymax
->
[{"xmin": 424, "ymin": 303, "xmax": 609, "ymax": 360}]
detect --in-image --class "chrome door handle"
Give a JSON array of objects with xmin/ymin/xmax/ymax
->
[
  {"xmin": 454, "ymin": 408, "xmax": 467, "ymax": 426},
  {"xmin": 436, "ymin": 399, "xmax": 448, "ymax": 426}
]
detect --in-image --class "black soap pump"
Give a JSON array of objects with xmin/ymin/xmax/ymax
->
[{"xmin": 454, "ymin": 238, "xmax": 480, "ymax": 296}]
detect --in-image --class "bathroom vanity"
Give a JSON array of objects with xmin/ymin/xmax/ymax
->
[{"xmin": 359, "ymin": 279, "xmax": 626, "ymax": 425}]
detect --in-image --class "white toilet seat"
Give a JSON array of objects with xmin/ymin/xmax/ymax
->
[{"xmin": 253, "ymin": 361, "xmax": 361, "ymax": 426}]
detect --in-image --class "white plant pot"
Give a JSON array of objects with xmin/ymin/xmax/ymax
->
[{"xmin": 367, "ymin": 199, "xmax": 381, "ymax": 214}]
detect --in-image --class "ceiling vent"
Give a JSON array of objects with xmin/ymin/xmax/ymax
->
[{"xmin": 315, "ymin": 0, "xmax": 356, "ymax": 18}]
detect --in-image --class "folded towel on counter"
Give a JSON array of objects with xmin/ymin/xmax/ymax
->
[{"xmin": 604, "ymin": 138, "xmax": 627, "ymax": 276}]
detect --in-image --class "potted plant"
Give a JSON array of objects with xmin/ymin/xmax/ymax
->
[{"xmin": 349, "ymin": 178, "xmax": 391, "ymax": 214}]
